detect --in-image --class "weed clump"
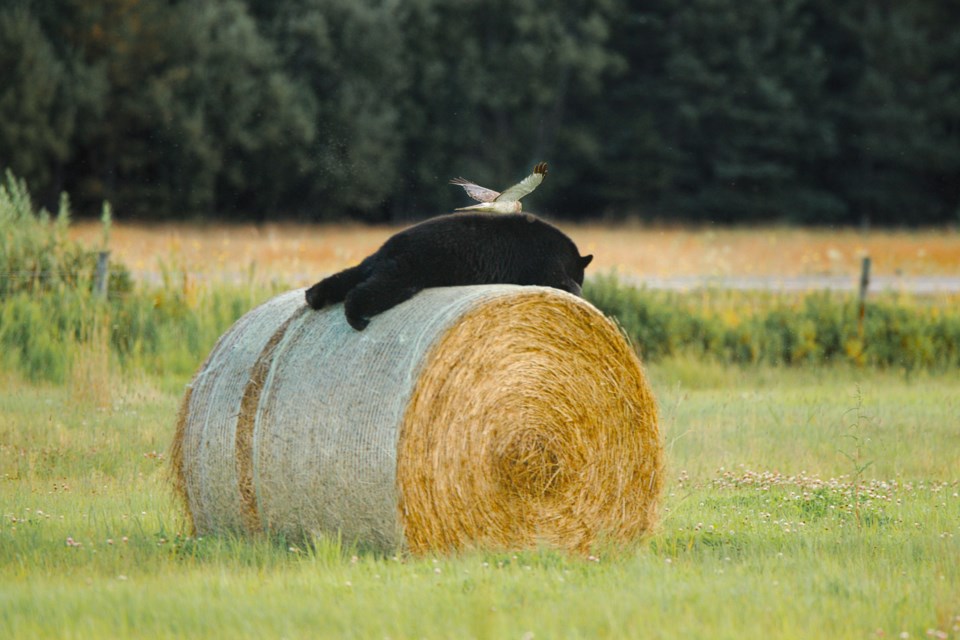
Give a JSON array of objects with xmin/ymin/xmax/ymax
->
[
  {"xmin": 0, "ymin": 170, "xmax": 131, "ymax": 298},
  {"xmin": 0, "ymin": 172, "xmax": 254, "ymax": 383}
]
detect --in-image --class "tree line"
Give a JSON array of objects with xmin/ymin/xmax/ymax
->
[{"xmin": 2, "ymin": 0, "xmax": 959, "ymax": 224}]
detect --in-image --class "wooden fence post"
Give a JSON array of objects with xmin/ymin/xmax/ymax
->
[
  {"xmin": 94, "ymin": 251, "xmax": 110, "ymax": 299},
  {"xmin": 857, "ymin": 256, "xmax": 871, "ymax": 338}
]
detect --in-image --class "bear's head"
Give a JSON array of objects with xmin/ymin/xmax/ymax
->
[{"xmin": 556, "ymin": 253, "xmax": 593, "ymax": 297}]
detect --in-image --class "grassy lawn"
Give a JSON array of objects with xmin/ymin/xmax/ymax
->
[{"xmin": 2, "ymin": 362, "xmax": 957, "ymax": 639}]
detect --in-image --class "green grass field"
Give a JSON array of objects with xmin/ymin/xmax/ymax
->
[{"xmin": 2, "ymin": 359, "xmax": 958, "ymax": 639}]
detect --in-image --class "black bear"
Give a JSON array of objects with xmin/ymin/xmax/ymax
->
[{"xmin": 305, "ymin": 212, "xmax": 593, "ymax": 331}]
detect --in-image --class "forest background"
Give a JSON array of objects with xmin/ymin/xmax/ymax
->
[{"xmin": 3, "ymin": 0, "xmax": 960, "ymax": 226}]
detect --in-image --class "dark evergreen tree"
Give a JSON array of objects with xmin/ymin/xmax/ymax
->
[
  {"xmin": 151, "ymin": 0, "xmax": 316, "ymax": 217},
  {"xmin": 392, "ymin": 0, "xmax": 622, "ymax": 219},
  {"xmin": 0, "ymin": 4, "xmax": 106, "ymax": 205},
  {"xmin": 649, "ymin": 0, "xmax": 839, "ymax": 222},
  {"xmin": 585, "ymin": 1, "xmax": 684, "ymax": 219},
  {"xmin": 252, "ymin": 0, "xmax": 408, "ymax": 220},
  {"xmin": 816, "ymin": 1, "xmax": 960, "ymax": 224},
  {"xmin": 0, "ymin": 7, "xmax": 70, "ymax": 197}
]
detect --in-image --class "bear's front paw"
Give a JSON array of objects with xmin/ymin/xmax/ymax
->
[
  {"xmin": 346, "ymin": 312, "xmax": 370, "ymax": 331},
  {"xmin": 305, "ymin": 284, "xmax": 327, "ymax": 309}
]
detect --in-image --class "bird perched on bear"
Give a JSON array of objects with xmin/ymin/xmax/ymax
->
[
  {"xmin": 305, "ymin": 212, "xmax": 593, "ymax": 331},
  {"xmin": 450, "ymin": 162, "xmax": 547, "ymax": 214}
]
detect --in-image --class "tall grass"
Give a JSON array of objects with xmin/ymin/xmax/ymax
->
[
  {"xmin": 1, "ymin": 171, "xmax": 276, "ymax": 384},
  {"xmin": 0, "ymin": 283, "xmax": 280, "ymax": 384},
  {"xmin": 0, "ymin": 170, "xmax": 131, "ymax": 297}
]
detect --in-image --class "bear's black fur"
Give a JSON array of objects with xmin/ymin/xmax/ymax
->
[{"xmin": 305, "ymin": 212, "xmax": 593, "ymax": 331}]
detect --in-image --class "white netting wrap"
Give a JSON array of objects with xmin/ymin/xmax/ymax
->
[{"xmin": 172, "ymin": 285, "xmax": 662, "ymax": 553}]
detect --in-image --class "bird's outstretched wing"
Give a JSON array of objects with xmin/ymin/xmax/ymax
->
[
  {"xmin": 495, "ymin": 162, "xmax": 548, "ymax": 203},
  {"xmin": 449, "ymin": 178, "xmax": 500, "ymax": 203}
]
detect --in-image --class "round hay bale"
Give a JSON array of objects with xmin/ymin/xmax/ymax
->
[{"xmin": 171, "ymin": 285, "xmax": 662, "ymax": 554}]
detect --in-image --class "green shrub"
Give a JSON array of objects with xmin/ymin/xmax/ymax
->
[{"xmin": 585, "ymin": 274, "xmax": 960, "ymax": 372}]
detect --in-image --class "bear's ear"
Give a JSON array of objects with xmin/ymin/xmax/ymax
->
[{"xmin": 580, "ymin": 254, "xmax": 594, "ymax": 268}]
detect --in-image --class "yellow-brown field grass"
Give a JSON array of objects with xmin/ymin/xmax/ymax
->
[{"xmin": 70, "ymin": 221, "xmax": 960, "ymax": 284}]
